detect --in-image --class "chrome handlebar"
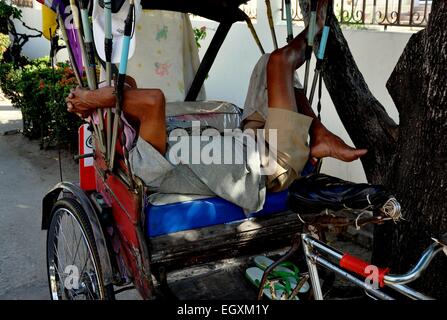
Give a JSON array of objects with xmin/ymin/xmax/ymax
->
[
  {"xmin": 383, "ymin": 242, "xmax": 445, "ymax": 285},
  {"xmin": 303, "ymin": 233, "xmax": 447, "ymax": 299}
]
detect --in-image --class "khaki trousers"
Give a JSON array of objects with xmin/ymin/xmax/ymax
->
[{"xmin": 244, "ymin": 108, "xmax": 313, "ymax": 192}]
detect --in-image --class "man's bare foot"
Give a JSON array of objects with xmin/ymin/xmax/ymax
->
[{"xmin": 309, "ymin": 119, "xmax": 367, "ymax": 162}]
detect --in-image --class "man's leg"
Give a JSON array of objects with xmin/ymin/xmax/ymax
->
[
  {"xmin": 294, "ymin": 88, "xmax": 367, "ymax": 161},
  {"xmin": 266, "ymin": 2, "xmax": 367, "ymax": 163},
  {"xmin": 266, "ymin": 0, "xmax": 329, "ymax": 112}
]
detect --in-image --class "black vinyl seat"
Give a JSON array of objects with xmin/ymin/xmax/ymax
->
[{"xmin": 288, "ymin": 173, "xmax": 393, "ymax": 214}]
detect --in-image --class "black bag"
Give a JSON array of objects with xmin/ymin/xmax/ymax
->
[{"xmin": 288, "ymin": 173, "xmax": 392, "ymax": 214}]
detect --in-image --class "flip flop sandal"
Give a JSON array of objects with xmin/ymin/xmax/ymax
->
[
  {"xmin": 253, "ymin": 255, "xmax": 310, "ymax": 293},
  {"xmin": 245, "ymin": 267, "xmax": 299, "ymax": 300}
]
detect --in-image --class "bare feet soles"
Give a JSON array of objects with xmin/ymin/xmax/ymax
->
[{"xmin": 309, "ymin": 119, "xmax": 367, "ymax": 162}]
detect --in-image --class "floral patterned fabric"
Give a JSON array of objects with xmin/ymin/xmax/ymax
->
[{"xmin": 126, "ymin": 10, "xmax": 205, "ymax": 101}]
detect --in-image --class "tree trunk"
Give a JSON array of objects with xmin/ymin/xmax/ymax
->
[
  {"xmin": 380, "ymin": 1, "xmax": 447, "ymax": 298},
  {"xmin": 299, "ymin": 0, "xmax": 447, "ymax": 298}
]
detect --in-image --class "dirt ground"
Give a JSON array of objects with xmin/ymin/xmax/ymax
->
[{"xmin": 0, "ymin": 102, "xmax": 371, "ymax": 300}]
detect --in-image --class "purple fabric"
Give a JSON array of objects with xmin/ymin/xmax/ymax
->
[
  {"xmin": 65, "ymin": 27, "xmax": 84, "ymax": 77},
  {"xmin": 59, "ymin": 1, "xmax": 84, "ymax": 77},
  {"xmin": 40, "ymin": 0, "xmax": 84, "ymax": 77}
]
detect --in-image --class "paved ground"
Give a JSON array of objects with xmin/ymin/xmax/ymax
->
[
  {"xmin": 0, "ymin": 104, "xmax": 79, "ymax": 299},
  {"xmin": 0, "ymin": 99, "xmax": 371, "ymax": 300}
]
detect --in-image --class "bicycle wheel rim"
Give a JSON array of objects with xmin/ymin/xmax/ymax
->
[{"xmin": 47, "ymin": 206, "xmax": 105, "ymax": 300}]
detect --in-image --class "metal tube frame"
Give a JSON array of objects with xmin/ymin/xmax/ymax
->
[
  {"xmin": 72, "ymin": 0, "xmax": 107, "ymax": 155},
  {"xmin": 66, "ymin": 1, "xmax": 105, "ymax": 156},
  {"xmin": 301, "ymin": 233, "xmax": 440, "ymax": 300},
  {"xmin": 104, "ymin": 0, "xmax": 113, "ymax": 163},
  {"xmin": 302, "ymin": 234, "xmax": 324, "ymax": 299},
  {"xmin": 245, "ymin": 16, "xmax": 265, "ymax": 55},
  {"xmin": 384, "ymin": 242, "xmax": 443, "ymax": 285},
  {"xmin": 303, "ymin": 0, "xmax": 318, "ymax": 95},
  {"xmin": 284, "ymin": 0, "xmax": 293, "ymax": 43},
  {"xmin": 109, "ymin": 0, "xmax": 136, "ymax": 190},
  {"xmin": 265, "ymin": 0, "xmax": 278, "ymax": 49},
  {"xmin": 308, "ymin": 252, "xmax": 395, "ymax": 300}
]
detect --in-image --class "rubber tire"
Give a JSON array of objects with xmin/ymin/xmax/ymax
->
[{"xmin": 46, "ymin": 197, "xmax": 115, "ymax": 300}]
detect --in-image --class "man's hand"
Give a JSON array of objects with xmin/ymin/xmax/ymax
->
[{"xmin": 66, "ymin": 86, "xmax": 95, "ymax": 118}]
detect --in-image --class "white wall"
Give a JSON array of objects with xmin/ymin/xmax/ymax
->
[
  {"xmin": 16, "ymin": 1, "xmax": 413, "ymax": 183},
  {"xmin": 191, "ymin": 1, "xmax": 412, "ymax": 183},
  {"xmin": 12, "ymin": 2, "xmax": 49, "ymax": 59}
]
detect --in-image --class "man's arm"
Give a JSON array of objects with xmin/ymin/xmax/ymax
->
[
  {"xmin": 66, "ymin": 82, "xmax": 167, "ymax": 154},
  {"xmin": 66, "ymin": 84, "xmax": 163, "ymax": 125}
]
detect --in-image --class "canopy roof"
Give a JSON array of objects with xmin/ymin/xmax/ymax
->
[
  {"xmin": 38, "ymin": 0, "xmax": 250, "ymax": 22},
  {"xmin": 140, "ymin": 0, "xmax": 250, "ymax": 23}
]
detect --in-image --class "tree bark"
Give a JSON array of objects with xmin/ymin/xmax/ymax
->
[
  {"xmin": 299, "ymin": 0, "xmax": 447, "ymax": 298},
  {"xmin": 378, "ymin": 0, "xmax": 447, "ymax": 298},
  {"xmin": 321, "ymin": 22, "xmax": 400, "ymax": 186}
]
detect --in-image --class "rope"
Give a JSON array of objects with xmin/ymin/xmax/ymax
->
[
  {"xmin": 381, "ymin": 197, "xmax": 402, "ymax": 222},
  {"xmin": 295, "ymin": 192, "xmax": 402, "ymax": 230},
  {"xmin": 354, "ymin": 210, "xmax": 367, "ymax": 230}
]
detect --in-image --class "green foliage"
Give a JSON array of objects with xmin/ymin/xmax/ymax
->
[
  {"xmin": 0, "ymin": 0, "xmax": 22, "ymax": 20},
  {"xmin": 0, "ymin": 32, "xmax": 9, "ymax": 57},
  {"xmin": 0, "ymin": 0, "xmax": 21, "ymax": 34},
  {"xmin": 0, "ymin": 57, "xmax": 82, "ymax": 149},
  {"xmin": 193, "ymin": 26, "xmax": 207, "ymax": 48}
]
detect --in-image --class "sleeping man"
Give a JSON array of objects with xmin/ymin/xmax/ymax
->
[{"xmin": 66, "ymin": 0, "xmax": 367, "ymax": 213}]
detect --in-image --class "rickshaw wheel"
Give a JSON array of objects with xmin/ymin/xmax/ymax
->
[{"xmin": 46, "ymin": 198, "xmax": 115, "ymax": 300}]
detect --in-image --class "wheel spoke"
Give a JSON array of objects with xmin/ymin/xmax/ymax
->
[
  {"xmin": 47, "ymin": 204, "xmax": 104, "ymax": 300},
  {"xmin": 72, "ymin": 228, "xmax": 83, "ymax": 265},
  {"xmin": 60, "ymin": 215, "xmax": 74, "ymax": 262}
]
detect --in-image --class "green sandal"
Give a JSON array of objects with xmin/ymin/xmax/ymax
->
[
  {"xmin": 245, "ymin": 267, "xmax": 299, "ymax": 300},
  {"xmin": 254, "ymin": 256, "xmax": 310, "ymax": 294}
]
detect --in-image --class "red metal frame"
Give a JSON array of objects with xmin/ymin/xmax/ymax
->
[
  {"xmin": 79, "ymin": 125, "xmax": 153, "ymax": 299},
  {"xmin": 339, "ymin": 253, "xmax": 390, "ymax": 287},
  {"xmin": 79, "ymin": 124, "xmax": 96, "ymax": 191}
]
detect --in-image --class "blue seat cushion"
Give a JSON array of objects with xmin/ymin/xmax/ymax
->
[{"xmin": 145, "ymin": 190, "xmax": 289, "ymax": 237}]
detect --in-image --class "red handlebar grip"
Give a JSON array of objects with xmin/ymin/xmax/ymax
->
[
  {"xmin": 340, "ymin": 253, "xmax": 390, "ymax": 287},
  {"xmin": 340, "ymin": 254, "xmax": 369, "ymax": 275}
]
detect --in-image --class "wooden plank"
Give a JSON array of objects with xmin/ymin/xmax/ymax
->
[{"xmin": 149, "ymin": 211, "xmax": 303, "ymax": 270}]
